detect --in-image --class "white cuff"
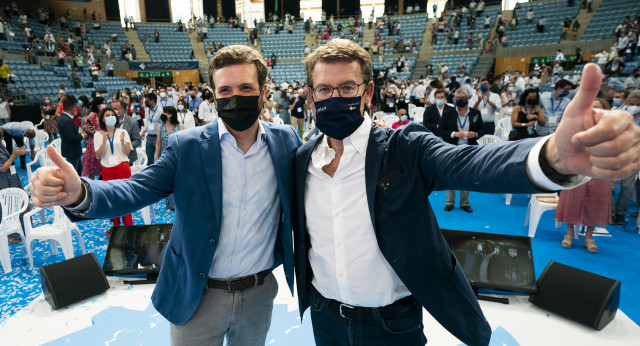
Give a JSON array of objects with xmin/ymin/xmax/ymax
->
[{"xmin": 525, "ymin": 135, "xmax": 591, "ymax": 191}]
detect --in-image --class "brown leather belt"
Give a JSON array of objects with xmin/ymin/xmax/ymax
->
[{"xmin": 207, "ymin": 269, "xmax": 271, "ymax": 292}]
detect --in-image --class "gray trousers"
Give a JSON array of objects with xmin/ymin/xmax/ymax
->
[
  {"xmin": 446, "ymin": 190, "xmax": 470, "ymax": 207},
  {"xmin": 170, "ymin": 273, "xmax": 278, "ymax": 346},
  {"xmin": 611, "ymin": 174, "xmax": 637, "ymax": 217}
]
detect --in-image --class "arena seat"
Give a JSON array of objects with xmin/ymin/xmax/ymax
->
[{"xmin": 580, "ymin": 0, "xmax": 640, "ymax": 42}]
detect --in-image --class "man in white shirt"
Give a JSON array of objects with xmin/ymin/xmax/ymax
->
[
  {"xmin": 624, "ymin": 68, "xmax": 640, "ymax": 90},
  {"xmin": 198, "ymin": 89, "xmax": 217, "ymax": 124},
  {"xmin": 471, "ymin": 77, "xmax": 502, "ymax": 135},
  {"xmin": 157, "ymin": 88, "xmax": 174, "ymax": 108},
  {"xmin": 537, "ymin": 79, "xmax": 572, "ymax": 135},
  {"xmin": 141, "ymin": 93, "xmax": 163, "ymax": 165},
  {"xmin": 411, "ymin": 80, "xmax": 426, "ymax": 107},
  {"xmin": 293, "ymin": 38, "xmax": 640, "ymax": 346}
]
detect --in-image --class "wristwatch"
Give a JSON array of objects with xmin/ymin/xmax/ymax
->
[{"xmin": 539, "ymin": 140, "xmax": 576, "ymax": 184}]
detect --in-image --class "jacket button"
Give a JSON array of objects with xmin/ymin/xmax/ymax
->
[
  {"xmin": 210, "ymin": 239, "xmax": 216, "ymax": 246},
  {"xmin": 199, "ymin": 273, "xmax": 206, "ymax": 279}
]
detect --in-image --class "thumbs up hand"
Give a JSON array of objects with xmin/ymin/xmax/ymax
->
[
  {"xmin": 545, "ymin": 63, "xmax": 640, "ymax": 180},
  {"xmin": 30, "ymin": 146, "xmax": 84, "ymax": 207}
]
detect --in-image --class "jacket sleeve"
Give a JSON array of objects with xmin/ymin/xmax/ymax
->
[
  {"xmin": 129, "ymin": 119, "xmax": 141, "ymax": 149},
  {"xmin": 474, "ymin": 111, "xmax": 486, "ymax": 139}
]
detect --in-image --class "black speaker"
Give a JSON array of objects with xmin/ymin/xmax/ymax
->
[
  {"xmin": 39, "ymin": 253, "xmax": 110, "ymax": 310},
  {"xmin": 529, "ymin": 261, "xmax": 620, "ymax": 330}
]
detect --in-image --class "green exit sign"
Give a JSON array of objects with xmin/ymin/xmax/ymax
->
[{"xmin": 138, "ymin": 71, "xmax": 173, "ymax": 78}]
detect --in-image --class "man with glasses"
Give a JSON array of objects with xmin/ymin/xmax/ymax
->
[{"xmin": 293, "ymin": 39, "xmax": 640, "ymax": 346}]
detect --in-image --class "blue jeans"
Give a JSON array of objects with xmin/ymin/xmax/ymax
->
[
  {"xmin": 146, "ymin": 134, "xmax": 156, "ymax": 165},
  {"xmin": 309, "ymin": 286, "xmax": 427, "ymax": 346}
]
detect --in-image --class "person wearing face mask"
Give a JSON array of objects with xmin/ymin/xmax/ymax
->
[
  {"xmin": 510, "ymin": 88, "xmax": 546, "ymax": 140},
  {"xmin": 141, "ymin": 93, "xmax": 163, "ymax": 165},
  {"xmin": 499, "ymin": 82, "xmax": 518, "ymax": 120},
  {"xmin": 440, "ymin": 88, "xmax": 486, "ymax": 212},
  {"xmin": 423, "ymin": 88, "xmax": 454, "ymax": 136},
  {"xmin": 176, "ymin": 98, "xmax": 196, "ymax": 129},
  {"xmin": 391, "ymin": 108, "xmax": 411, "ymax": 129},
  {"xmin": 0, "ymin": 94, "xmax": 10, "ymax": 126},
  {"xmin": 536, "ymin": 79, "xmax": 573, "ymax": 136},
  {"xmin": 157, "ymin": 88, "xmax": 174, "ymax": 108},
  {"xmin": 41, "ymin": 96, "xmax": 57, "ymax": 141},
  {"xmin": 127, "ymin": 92, "xmax": 145, "ymax": 127},
  {"xmin": 112, "ymin": 99, "xmax": 140, "ymax": 165},
  {"xmin": 198, "ymin": 89, "xmax": 217, "ymax": 125},
  {"xmin": 291, "ymin": 39, "xmax": 640, "ymax": 346},
  {"xmin": 609, "ymin": 90, "xmax": 640, "ymax": 225},
  {"xmin": 471, "ymin": 77, "xmax": 501, "ymax": 135},
  {"xmin": 31, "ymin": 45, "xmax": 302, "ymax": 345},
  {"xmin": 94, "ymin": 107, "xmax": 133, "ymax": 232},
  {"xmin": 275, "ymin": 86, "xmax": 291, "ymax": 124},
  {"xmin": 118, "ymin": 89, "xmax": 130, "ymax": 104},
  {"xmin": 154, "ymin": 106, "xmax": 182, "ymax": 210},
  {"xmin": 186, "ymin": 89, "xmax": 203, "ymax": 119},
  {"xmin": 288, "ymin": 88, "xmax": 306, "ymax": 138},
  {"xmin": 612, "ymin": 90, "xmax": 628, "ymax": 110},
  {"xmin": 81, "ymin": 97, "xmax": 106, "ymax": 179}
]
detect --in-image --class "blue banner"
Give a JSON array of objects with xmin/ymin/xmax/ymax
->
[{"xmin": 129, "ymin": 61, "xmax": 199, "ymax": 71}]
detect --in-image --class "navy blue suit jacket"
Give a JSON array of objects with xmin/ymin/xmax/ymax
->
[
  {"xmin": 69, "ymin": 120, "xmax": 302, "ymax": 325},
  {"xmin": 293, "ymin": 123, "xmax": 544, "ymax": 346}
]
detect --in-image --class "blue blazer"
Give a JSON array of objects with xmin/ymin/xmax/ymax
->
[
  {"xmin": 293, "ymin": 123, "xmax": 544, "ymax": 346},
  {"xmin": 72, "ymin": 120, "xmax": 302, "ymax": 325}
]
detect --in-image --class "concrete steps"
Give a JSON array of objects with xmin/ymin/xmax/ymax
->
[
  {"xmin": 125, "ymin": 29, "xmax": 151, "ymax": 62},
  {"xmin": 188, "ymin": 31, "xmax": 210, "ymax": 84},
  {"xmin": 561, "ymin": 0, "xmax": 603, "ymax": 43},
  {"xmin": 470, "ymin": 56, "xmax": 495, "ymax": 78}
]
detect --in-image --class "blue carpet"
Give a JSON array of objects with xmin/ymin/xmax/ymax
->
[{"xmin": 1, "ymin": 163, "xmax": 639, "ymax": 328}]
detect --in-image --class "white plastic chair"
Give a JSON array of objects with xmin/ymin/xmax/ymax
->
[
  {"xmin": 408, "ymin": 104, "xmax": 416, "ymax": 118},
  {"xmin": 382, "ymin": 115, "xmax": 399, "ymax": 127},
  {"xmin": 524, "ymin": 194, "xmax": 562, "ymax": 237},
  {"xmin": 272, "ymin": 116, "xmax": 284, "ymax": 125},
  {"xmin": 33, "ymin": 130, "xmax": 48, "ymax": 154},
  {"xmin": 23, "ymin": 183, "xmax": 46, "ymax": 224},
  {"xmin": 133, "ymin": 148, "xmax": 148, "ymax": 167},
  {"xmin": 477, "ymin": 134, "xmax": 501, "ymax": 146},
  {"xmin": 49, "ymin": 138, "xmax": 61, "ymax": 152},
  {"xmin": 412, "ymin": 106, "xmax": 425, "ymax": 123},
  {"xmin": 26, "ymin": 148, "xmax": 56, "ymax": 180},
  {"xmin": 22, "ymin": 206, "xmax": 86, "ymax": 268},
  {"xmin": 495, "ymin": 117, "xmax": 512, "ymax": 140},
  {"xmin": 0, "ymin": 188, "xmax": 29, "ymax": 273},
  {"xmin": 372, "ymin": 111, "xmax": 385, "ymax": 121}
]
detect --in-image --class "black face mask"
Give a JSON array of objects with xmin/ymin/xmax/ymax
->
[
  {"xmin": 526, "ymin": 98, "xmax": 538, "ymax": 105},
  {"xmin": 145, "ymin": 101, "xmax": 151, "ymax": 108},
  {"xmin": 160, "ymin": 114, "xmax": 168, "ymax": 123},
  {"xmin": 216, "ymin": 94, "xmax": 262, "ymax": 131},
  {"xmin": 455, "ymin": 99, "xmax": 468, "ymax": 108}
]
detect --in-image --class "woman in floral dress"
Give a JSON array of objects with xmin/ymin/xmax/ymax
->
[{"xmin": 81, "ymin": 97, "xmax": 105, "ymax": 179}]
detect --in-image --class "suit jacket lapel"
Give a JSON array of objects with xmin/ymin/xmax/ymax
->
[
  {"xmin": 262, "ymin": 123, "xmax": 288, "ymax": 217},
  {"xmin": 364, "ymin": 125, "xmax": 389, "ymax": 229},
  {"xmin": 200, "ymin": 121, "xmax": 223, "ymax": 234}
]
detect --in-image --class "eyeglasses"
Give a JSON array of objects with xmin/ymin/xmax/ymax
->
[{"xmin": 312, "ymin": 81, "xmax": 367, "ymax": 101}]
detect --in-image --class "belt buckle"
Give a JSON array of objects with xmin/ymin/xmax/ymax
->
[
  {"xmin": 339, "ymin": 303, "xmax": 354, "ymax": 318},
  {"xmin": 226, "ymin": 274, "xmax": 258, "ymax": 292}
]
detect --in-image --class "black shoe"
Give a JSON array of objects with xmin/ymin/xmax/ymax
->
[
  {"xmin": 609, "ymin": 215, "xmax": 624, "ymax": 225},
  {"xmin": 461, "ymin": 206, "xmax": 473, "ymax": 213},
  {"xmin": 444, "ymin": 205, "xmax": 454, "ymax": 211}
]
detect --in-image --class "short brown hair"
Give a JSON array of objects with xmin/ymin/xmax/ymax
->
[
  {"xmin": 434, "ymin": 88, "xmax": 447, "ymax": 97},
  {"xmin": 208, "ymin": 45, "xmax": 268, "ymax": 91},
  {"xmin": 304, "ymin": 38, "xmax": 372, "ymax": 87},
  {"xmin": 98, "ymin": 107, "xmax": 119, "ymax": 130}
]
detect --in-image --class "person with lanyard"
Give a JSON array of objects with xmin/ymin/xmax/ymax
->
[
  {"xmin": 500, "ymin": 81, "xmax": 517, "ymax": 116},
  {"xmin": 112, "ymin": 99, "xmax": 141, "ymax": 166},
  {"xmin": 187, "ymin": 89, "xmax": 203, "ymax": 120},
  {"xmin": 141, "ymin": 93, "xmax": 163, "ymax": 165},
  {"xmin": 423, "ymin": 88, "xmax": 455, "ymax": 137},
  {"xmin": 157, "ymin": 88, "xmax": 174, "ymax": 108},
  {"xmin": 176, "ymin": 98, "xmax": 196, "ymax": 129},
  {"xmin": 127, "ymin": 92, "xmax": 145, "ymax": 127},
  {"xmin": 93, "ymin": 106, "xmax": 133, "ymax": 234},
  {"xmin": 537, "ymin": 79, "xmax": 572, "ymax": 136},
  {"xmin": 471, "ymin": 77, "xmax": 501, "ymax": 135},
  {"xmin": 510, "ymin": 88, "xmax": 546, "ymax": 140},
  {"xmin": 198, "ymin": 89, "xmax": 217, "ymax": 125},
  {"xmin": 440, "ymin": 88, "xmax": 485, "ymax": 213},
  {"xmin": 154, "ymin": 106, "xmax": 183, "ymax": 210}
]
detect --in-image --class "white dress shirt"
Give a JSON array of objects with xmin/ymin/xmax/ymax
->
[
  {"xmin": 177, "ymin": 110, "xmax": 196, "ymax": 129},
  {"xmin": 304, "ymin": 115, "xmax": 589, "ymax": 308},
  {"xmin": 305, "ymin": 115, "xmax": 411, "ymax": 307},
  {"xmin": 471, "ymin": 91, "xmax": 502, "ymax": 123},
  {"xmin": 157, "ymin": 97, "xmax": 174, "ymax": 109},
  {"xmin": 209, "ymin": 118, "xmax": 280, "ymax": 279},
  {"xmin": 198, "ymin": 100, "xmax": 217, "ymax": 123},
  {"xmin": 143, "ymin": 105, "xmax": 163, "ymax": 135}
]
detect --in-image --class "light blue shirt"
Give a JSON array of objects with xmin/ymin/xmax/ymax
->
[
  {"xmin": 209, "ymin": 118, "xmax": 280, "ymax": 279},
  {"xmin": 536, "ymin": 91, "xmax": 569, "ymax": 136},
  {"xmin": 2, "ymin": 122, "xmax": 35, "ymax": 145},
  {"xmin": 144, "ymin": 105, "xmax": 163, "ymax": 135},
  {"xmin": 158, "ymin": 97, "xmax": 174, "ymax": 109}
]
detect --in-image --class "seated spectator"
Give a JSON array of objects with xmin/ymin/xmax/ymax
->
[
  {"xmin": 392, "ymin": 108, "xmax": 411, "ymax": 129},
  {"xmin": 510, "ymin": 88, "xmax": 545, "ymax": 140}
]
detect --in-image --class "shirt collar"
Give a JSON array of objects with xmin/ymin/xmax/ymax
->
[
  {"xmin": 339, "ymin": 113, "xmax": 371, "ymax": 155},
  {"xmin": 217, "ymin": 117, "xmax": 266, "ymax": 143}
]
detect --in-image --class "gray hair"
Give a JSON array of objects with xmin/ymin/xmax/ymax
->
[
  {"xmin": 454, "ymin": 88, "xmax": 469, "ymax": 97},
  {"xmin": 628, "ymin": 90, "xmax": 640, "ymax": 101}
]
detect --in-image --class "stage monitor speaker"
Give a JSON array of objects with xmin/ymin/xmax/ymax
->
[
  {"xmin": 39, "ymin": 253, "xmax": 110, "ymax": 310},
  {"xmin": 529, "ymin": 261, "xmax": 620, "ymax": 330}
]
